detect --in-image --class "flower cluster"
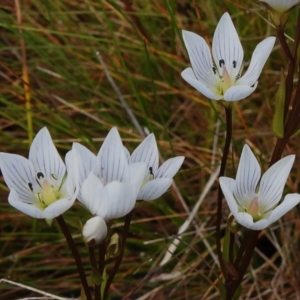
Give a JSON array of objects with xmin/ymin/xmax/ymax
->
[{"xmin": 0, "ymin": 127, "xmax": 184, "ymax": 243}]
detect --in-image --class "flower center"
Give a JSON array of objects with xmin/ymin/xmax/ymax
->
[
  {"xmin": 240, "ymin": 195, "xmax": 263, "ymax": 221},
  {"xmin": 28, "ymin": 172, "xmax": 61, "ymax": 209},
  {"xmin": 213, "ymin": 59, "xmax": 241, "ymax": 96}
]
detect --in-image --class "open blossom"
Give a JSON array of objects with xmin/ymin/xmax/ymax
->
[
  {"xmin": 68, "ymin": 127, "xmax": 147, "ymax": 220},
  {"xmin": 259, "ymin": 0, "xmax": 299, "ymax": 13},
  {"xmin": 219, "ymin": 144, "xmax": 300, "ymax": 230},
  {"xmin": 0, "ymin": 127, "xmax": 78, "ymax": 219},
  {"xmin": 181, "ymin": 12, "xmax": 276, "ymax": 101},
  {"xmin": 125, "ymin": 133, "xmax": 184, "ymax": 201}
]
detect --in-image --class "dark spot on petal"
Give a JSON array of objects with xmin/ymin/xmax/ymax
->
[
  {"xmin": 219, "ymin": 59, "xmax": 225, "ymax": 67},
  {"xmin": 28, "ymin": 183, "xmax": 33, "ymax": 191},
  {"xmin": 37, "ymin": 172, "xmax": 44, "ymax": 179},
  {"xmin": 233, "ymin": 60, "xmax": 237, "ymax": 68},
  {"xmin": 212, "ymin": 66, "xmax": 217, "ymax": 74}
]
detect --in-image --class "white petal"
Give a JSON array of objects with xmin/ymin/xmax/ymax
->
[
  {"xmin": 182, "ymin": 30, "xmax": 218, "ymax": 87},
  {"xmin": 29, "ymin": 127, "xmax": 66, "ymax": 186},
  {"xmin": 219, "ymin": 177, "xmax": 238, "ymax": 215},
  {"xmin": 268, "ymin": 193, "xmax": 300, "ymax": 225},
  {"xmin": 123, "ymin": 146, "xmax": 131, "ymax": 163},
  {"xmin": 0, "ymin": 153, "xmax": 36, "ymax": 203},
  {"xmin": 128, "ymin": 162, "xmax": 148, "ymax": 198},
  {"xmin": 101, "ymin": 181, "xmax": 136, "ymax": 219},
  {"xmin": 44, "ymin": 197, "xmax": 76, "ymax": 219},
  {"xmin": 259, "ymin": 155, "xmax": 295, "ymax": 211},
  {"xmin": 131, "ymin": 134, "xmax": 159, "ymax": 174},
  {"xmin": 234, "ymin": 212, "xmax": 269, "ymax": 230},
  {"xmin": 70, "ymin": 143, "xmax": 96, "ymax": 188},
  {"xmin": 224, "ymin": 82, "xmax": 258, "ymax": 101},
  {"xmin": 237, "ymin": 37, "xmax": 275, "ymax": 86},
  {"xmin": 156, "ymin": 156, "xmax": 184, "ymax": 179},
  {"xmin": 181, "ymin": 68, "xmax": 222, "ymax": 100},
  {"xmin": 137, "ymin": 178, "xmax": 173, "ymax": 201},
  {"xmin": 82, "ymin": 216, "xmax": 107, "ymax": 244},
  {"xmin": 8, "ymin": 189, "xmax": 45, "ymax": 218},
  {"xmin": 80, "ymin": 173, "xmax": 107, "ymax": 216},
  {"xmin": 65, "ymin": 150, "xmax": 77, "ymax": 198},
  {"xmin": 212, "ymin": 12, "xmax": 244, "ymax": 79},
  {"xmin": 96, "ymin": 127, "xmax": 128, "ymax": 182},
  {"xmin": 234, "ymin": 145, "xmax": 261, "ymax": 208}
]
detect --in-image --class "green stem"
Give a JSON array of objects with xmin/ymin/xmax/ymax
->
[
  {"xmin": 56, "ymin": 216, "xmax": 92, "ymax": 300},
  {"xmin": 216, "ymin": 105, "xmax": 233, "ymax": 277},
  {"xmin": 103, "ymin": 210, "xmax": 134, "ymax": 299}
]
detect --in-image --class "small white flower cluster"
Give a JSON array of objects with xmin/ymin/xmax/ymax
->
[
  {"xmin": 0, "ymin": 127, "xmax": 184, "ymax": 244},
  {"xmin": 181, "ymin": 12, "xmax": 300, "ymax": 230}
]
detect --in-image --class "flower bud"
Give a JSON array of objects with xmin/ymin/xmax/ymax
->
[{"xmin": 82, "ymin": 216, "xmax": 107, "ymax": 246}]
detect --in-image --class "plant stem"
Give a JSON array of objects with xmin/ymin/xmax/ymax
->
[
  {"xmin": 89, "ymin": 246, "xmax": 100, "ymax": 300},
  {"xmin": 103, "ymin": 210, "xmax": 134, "ymax": 299},
  {"xmin": 216, "ymin": 104, "xmax": 233, "ymax": 276},
  {"xmin": 56, "ymin": 216, "xmax": 92, "ymax": 300}
]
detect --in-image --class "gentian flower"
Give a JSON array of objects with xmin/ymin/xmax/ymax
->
[
  {"xmin": 125, "ymin": 133, "xmax": 184, "ymax": 201},
  {"xmin": 181, "ymin": 12, "xmax": 276, "ymax": 101},
  {"xmin": 219, "ymin": 144, "xmax": 300, "ymax": 230},
  {"xmin": 0, "ymin": 127, "xmax": 78, "ymax": 219},
  {"xmin": 69, "ymin": 127, "xmax": 147, "ymax": 220}
]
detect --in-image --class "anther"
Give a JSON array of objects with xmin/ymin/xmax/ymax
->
[
  {"xmin": 149, "ymin": 167, "xmax": 153, "ymax": 175},
  {"xmin": 219, "ymin": 59, "xmax": 225, "ymax": 67},
  {"xmin": 28, "ymin": 183, "xmax": 33, "ymax": 191},
  {"xmin": 37, "ymin": 172, "xmax": 44, "ymax": 179}
]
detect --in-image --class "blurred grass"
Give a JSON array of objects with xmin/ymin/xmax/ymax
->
[{"xmin": 0, "ymin": 0, "xmax": 300, "ymax": 299}]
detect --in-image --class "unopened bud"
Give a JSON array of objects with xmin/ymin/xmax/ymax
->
[{"xmin": 82, "ymin": 216, "xmax": 107, "ymax": 246}]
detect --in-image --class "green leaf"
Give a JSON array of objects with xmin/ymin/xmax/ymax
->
[
  {"xmin": 91, "ymin": 267, "xmax": 103, "ymax": 285},
  {"xmin": 272, "ymin": 69, "xmax": 286, "ymax": 138}
]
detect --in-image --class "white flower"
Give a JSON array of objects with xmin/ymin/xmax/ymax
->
[
  {"xmin": 181, "ymin": 12, "xmax": 276, "ymax": 101},
  {"xmin": 260, "ymin": 0, "xmax": 299, "ymax": 13},
  {"xmin": 0, "ymin": 127, "xmax": 78, "ymax": 219},
  {"xmin": 126, "ymin": 133, "xmax": 184, "ymax": 201},
  {"xmin": 69, "ymin": 127, "xmax": 147, "ymax": 220},
  {"xmin": 219, "ymin": 144, "xmax": 300, "ymax": 230},
  {"xmin": 82, "ymin": 216, "xmax": 107, "ymax": 245}
]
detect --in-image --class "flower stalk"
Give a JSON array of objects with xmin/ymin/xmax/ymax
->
[
  {"xmin": 216, "ymin": 104, "xmax": 233, "ymax": 277},
  {"xmin": 56, "ymin": 215, "xmax": 92, "ymax": 300}
]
